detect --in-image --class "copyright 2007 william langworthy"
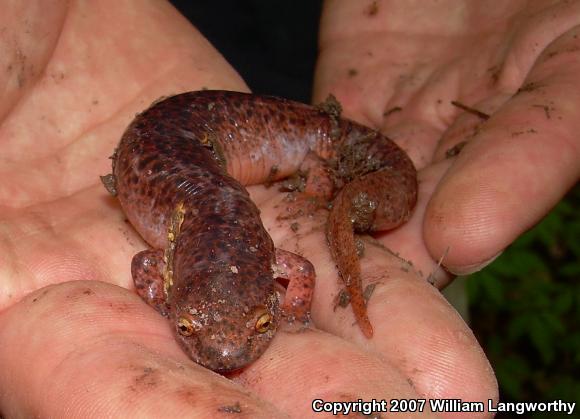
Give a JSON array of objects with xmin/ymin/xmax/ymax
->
[{"xmin": 311, "ymin": 398, "xmax": 576, "ymax": 415}]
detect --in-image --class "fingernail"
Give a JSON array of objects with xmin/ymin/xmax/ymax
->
[{"xmin": 446, "ymin": 251, "xmax": 503, "ymax": 276}]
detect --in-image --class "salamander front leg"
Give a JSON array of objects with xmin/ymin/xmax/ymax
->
[
  {"xmin": 131, "ymin": 249, "xmax": 170, "ymax": 317},
  {"xmin": 273, "ymin": 248, "xmax": 316, "ymax": 329}
]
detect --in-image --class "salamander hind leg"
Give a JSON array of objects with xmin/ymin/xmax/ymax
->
[
  {"xmin": 131, "ymin": 249, "xmax": 170, "ymax": 317},
  {"xmin": 273, "ymin": 248, "xmax": 316, "ymax": 330}
]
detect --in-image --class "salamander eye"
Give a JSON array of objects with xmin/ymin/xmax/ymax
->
[
  {"xmin": 255, "ymin": 312, "xmax": 273, "ymax": 333},
  {"xmin": 177, "ymin": 317, "xmax": 194, "ymax": 336}
]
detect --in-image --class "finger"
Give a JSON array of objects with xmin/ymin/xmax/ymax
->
[
  {"xmin": 425, "ymin": 27, "xmax": 580, "ymax": 274},
  {"xmin": 0, "ymin": 281, "xmax": 284, "ymax": 417},
  {"xmin": 236, "ymin": 329, "xmax": 438, "ymax": 419},
  {"xmin": 259, "ymin": 191, "xmax": 497, "ymax": 414},
  {"xmin": 318, "ymin": 241, "xmax": 497, "ymax": 413}
]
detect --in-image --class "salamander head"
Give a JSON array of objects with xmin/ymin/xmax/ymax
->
[{"xmin": 171, "ymin": 285, "xmax": 280, "ymax": 372}]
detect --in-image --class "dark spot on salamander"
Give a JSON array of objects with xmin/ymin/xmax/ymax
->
[
  {"xmin": 150, "ymin": 161, "xmax": 165, "ymax": 174},
  {"xmin": 129, "ymin": 173, "xmax": 139, "ymax": 186},
  {"xmin": 137, "ymin": 154, "xmax": 156, "ymax": 171}
]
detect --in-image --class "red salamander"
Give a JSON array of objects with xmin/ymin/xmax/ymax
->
[{"xmin": 108, "ymin": 90, "xmax": 417, "ymax": 371}]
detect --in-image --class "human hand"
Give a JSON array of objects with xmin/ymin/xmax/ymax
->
[
  {"xmin": 315, "ymin": 0, "xmax": 580, "ymax": 276},
  {"xmin": 0, "ymin": 1, "xmax": 495, "ymax": 417},
  {"xmin": 314, "ymin": 0, "xmax": 580, "ymax": 412}
]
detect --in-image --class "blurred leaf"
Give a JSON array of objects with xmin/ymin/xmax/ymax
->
[
  {"xmin": 528, "ymin": 316, "xmax": 555, "ymax": 364},
  {"xmin": 536, "ymin": 213, "xmax": 561, "ymax": 249},
  {"xmin": 540, "ymin": 312, "xmax": 566, "ymax": 335},
  {"xmin": 553, "ymin": 292, "xmax": 574, "ymax": 314},
  {"xmin": 495, "ymin": 355, "xmax": 529, "ymax": 398},
  {"xmin": 545, "ymin": 375, "xmax": 580, "ymax": 402},
  {"xmin": 507, "ymin": 315, "xmax": 529, "ymax": 341},
  {"xmin": 465, "ymin": 272, "xmax": 481, "ymax": 302},
  {"xmin": 515, "ymin": 251, "xmax": 549, "ymax": 274},
  {"xmin": 489, "ymin": 254, "xmax": 520, "ymax": 276},
  {"xmin": 559, "ymin": 262, "xmax": 580, "ymax": 277},
  {"xmin": 478, "ymin": 272, "xmax": 505, "ymax": 305},
  {"xmin": 567, "ymin": 237, "xmax": 580, "ymax": 259}
]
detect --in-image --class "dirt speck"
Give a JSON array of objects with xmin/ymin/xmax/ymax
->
[
  {"xmin": 355, "ymin": 238, "xmax": 365, "ymax": 257},
  {"xmin": 363, "ymin": 283, "xmax": 377, "ymax": 303},
  {"xmin": 445, "ymin": 141, "xmax": 467, "ymax": 158},
  {"xmin": 383, "ymin": 106, "xmax": 402, "ymax": 118},
  {"xmin": 100, "ymin": 174, "xmax": 117, "ymax": 196},
  {"xmin": 350, "ymin": 192, "xmax": 377, "ymax": 231},
  {"xmin": 316, "ymin": 94, "xmax": 343, "ymax": 141},
  {"xmin": 532, "ymin": 103, "xmax": 554, "ymax": 119},
  {"xmin": 330, "ymin": 132, "xmax": 382, "ymax": 186},
  {"xmin": 316, "ymin": 94, "xmax": 342, "ymax": 118},
  {"xmin": 264, "ymin": 165, "xmax": 279, "ymax": 187},
  {"xmin": 218, "ymin": 401, "xmax": 242, "ymax": 414},
  {"xmin": 366, "ymin": 1, "xmax": 379, "ymax": 16},
  {"xmin": 516, "ymin": 81, "xmax": 544, "ymax": 95},
  {"xmin": 333, "ymin": 289, "xmax": 351, "ymax": 310},
  {"xmin": 487, "ymin": 65, "xmax": 501, "ymax": 85},
  {"xmin": 451, "ymin": 101, "xmax": 490, "ymax": 120},
  {"xmin": 280, "ymin": 170, "xmax": 307, "ymax": 192},
  {"xmin": 129, "ymin": 366, "xmax": 158, "ymax": 392},
  {"xmin": 31, "ymin": 288, "xmax": 50, "ymax": 303},
  {"xmin": 511, "ymin": 128, "xmax": 538, "ymax": 137}
]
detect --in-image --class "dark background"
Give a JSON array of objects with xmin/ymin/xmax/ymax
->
[{"xmin": 169, "ymin": 0, "xmax": 322, "ymax": 102}]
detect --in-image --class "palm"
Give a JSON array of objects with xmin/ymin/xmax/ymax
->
[{"xmin": 0, "ymin": 1, "xmax": 505, "ymax": 417}]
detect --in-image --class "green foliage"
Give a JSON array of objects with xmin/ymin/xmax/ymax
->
[{"xmin": 467, "ymin": 185, "xmax": 580, "ymax": 415}]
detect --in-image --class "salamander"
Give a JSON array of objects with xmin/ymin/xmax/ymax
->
[{"xmin": 107, "ymin": 90, "xmax": 417, "ymax": 371}]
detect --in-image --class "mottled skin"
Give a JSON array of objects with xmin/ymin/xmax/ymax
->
[{"xmin": 111, "ymin": 90, "xmax": 416, "ymax": 371}]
